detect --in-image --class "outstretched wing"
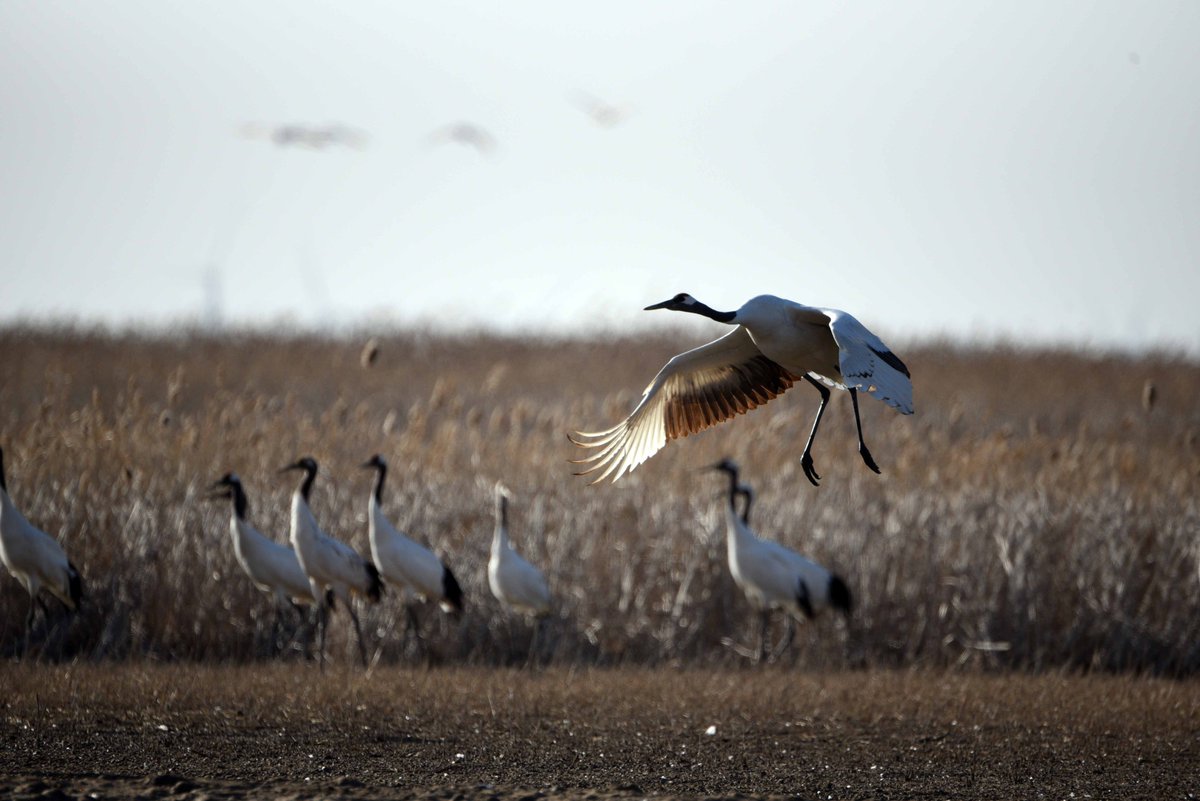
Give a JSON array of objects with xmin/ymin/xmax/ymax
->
[
  {"xmin": 570, "ymin": 327, "xmax": 798, "ymax": 483},
  {"xmin": 824, "ymin": 310, "xmax": 913, "ymax": 414}
]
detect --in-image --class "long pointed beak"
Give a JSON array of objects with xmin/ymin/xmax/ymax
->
[
  {"xmin": 644, "ymin": 299, "xmax": 674, "ymax": 311},
  {"xmin": 278, "ymin": 463, "xmax": 299, "ymax": 474},
  {"xmin": 359, "ymin": 459, "xmax": 377, "ymax": 470}
]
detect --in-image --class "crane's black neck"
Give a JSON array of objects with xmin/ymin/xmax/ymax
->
[
  {"xmin": 737, "ymin": 488, "xmax": 753, "ymax": 525},
  {"xmin": 0, "ymin": 446, "xmax": 6, "ymax": 493},
  {"xmin": 717, "ymin": 467, "xmax": 740, "ymax": 506},
  {"xmin": 371, "ymin": 462, "xmax": 387, "ymax": 504},
  {"xmin": 298, "ymin": 465, "xmax": 316, "ymax": 501},
  {"xmin": 688, "ymin": 300, "xmax": 737, "ymax": 324},
  {"xmin": 230, "ymin": 480, "xmax": 249, "ymax": 520},
  {"xmin": 496, "ymin": 495, "xmax": 508, "ymax": 529}
]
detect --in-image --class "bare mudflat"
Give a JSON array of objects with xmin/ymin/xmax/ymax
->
[{"xmin": 2, "ymin": 664, "xmax": 1197, "ymax": 800}]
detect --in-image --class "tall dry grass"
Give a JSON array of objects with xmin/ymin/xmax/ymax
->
[{"xmin": 1, "ymin": 325, "xmax": 1197, "ymax": 673}]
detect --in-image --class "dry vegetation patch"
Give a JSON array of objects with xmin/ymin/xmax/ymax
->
[{"xmin": 1, "ymin": 327, "xmax": 1198, "ymax": 673}]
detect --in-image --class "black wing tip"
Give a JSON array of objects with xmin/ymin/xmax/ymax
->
[
  {"xmin": 442, "ymin": 564, "xmax": 464, "ymax": 613},
  {"xmin": 870, "ymin": 345, "xmax": 910, "ymax": 378},
  {"xmin": 829, "ymin": 574, "xmax": 853, "ymax": 615},
  {"xmin": 365, "ymin": 562, "xmax": 384, "ymax": 603},
  {"xmin": 68, "ymin": 561, "xmax": 83, "ymax": 608}
]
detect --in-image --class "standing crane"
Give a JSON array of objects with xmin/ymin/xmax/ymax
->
[
  {"xmin": 0, "ymin": 446, "xmax": 83, "ymax": 654},
  {"xmin": 711, "ymin": 458, "xmax": 851, "ymax": 662},
  {"xmin": 571, "ymin": 293, "xmax": 912, "ymax": 486},
  {"xmin": 209, "ymin": 472, "xmax": 325, "ymax": 653},
  {"xmin": 280, "ymin": 457, "xmax": 382, "ymax": 668},
  {"xmin": 489, "ymin": 484, "xmax": 551, "ymax": 661},
  {"xmin": 360, "ymin": 455, "xmax": 463, "ymax": 654}
]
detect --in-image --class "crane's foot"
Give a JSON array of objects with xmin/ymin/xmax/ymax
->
[
  {"xmin": 800, "ymin": 452, "xmax": 821, "ymax": 487},
  {"xmin": 859, "ymin": 444, "xmax": 881, "ymax": 474}
]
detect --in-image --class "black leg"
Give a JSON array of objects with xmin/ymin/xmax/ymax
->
[
  {"xmin": 800, "ymin": 376, "xmax": 832, "ymax": 487},
  {"xmin": 23, "ymin": 594, "xmax": 38, "ymax": 658},
  {"xmin": 757, "ymin": 609, "xmax": 770, "ymax": 664},
  {"xmin": 405, "ymin": 603, "xmax": 425, "ymax": 660},
  {"xmin": 317, "ymin": 601, "xmax": 328, "ymax": 673},
  {"xmin": 771, "ymin": 615, "xmax": 796, "ymax": 662},
  {"xmin": 347, "ymin": 602, "xmax": 369, "ymax": 668},
  {"xmin": 849, "ymin": 388, "xmax": 881, "ymax": 474}
]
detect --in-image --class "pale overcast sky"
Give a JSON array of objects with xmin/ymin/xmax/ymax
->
[{"xmin": 2, "ymin": 2, "xmax": 1197, "ymax": 352}]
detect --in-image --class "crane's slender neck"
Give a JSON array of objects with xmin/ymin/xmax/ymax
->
[
  {"xmin": 493, "ymin": 496, "xmax": 509, "ymax": 551},
  {"xmin": 298, "ymin": 466, "xmax": 316, "ymax": 502},
  {"xmin": 230, "ymin": 481, "xmax": 249, "ymax": 520},
  {"xmin": 0, "ymin": 447, "xmax": 6, "ymax": 493},
  {"xmin": 718, "ymin": 468, "xmax": 740, "ymax": 507},
  {"xmin": 738, "ymin": 489, "xmax": 753, "ymax": 525},
  {"xmin": 371, "ymin": 463, "xmax": 387, "ymax": 505},
  {"xmin": 686, "ymin": 300, "xmax": 737, "ymax": 324}
]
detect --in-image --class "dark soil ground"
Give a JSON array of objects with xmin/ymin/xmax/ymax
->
[{"xmin": 1, "ymin": 664, "xmax": 1197, "ymax": 800}]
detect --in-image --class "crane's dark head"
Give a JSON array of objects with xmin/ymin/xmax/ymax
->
[
  {"xmin": 709, "ymin": 458, "xmax": 740, "ymax": 479},
  {"xmin": 279, "ymin": 456, "xmax": 318, "ymax": 476},
  {"xmin": 210, "ymin": 472, "xmax": 241, "ymax": 491},
  {"xmin": 209, "ymin": 472, "xmax": 248, "ymax": 517},
  {"xmin": 360, "ymin": 453, "xmax": 388, "ymax": 471},
  {"xmin": 280, "ymin": 456, "xmax": 318, "ymax": 501},
  {"xmin": 644, "ymin": 293, "xmax": 698, "ymax": 312},
  {"xmin": 645, "ymin": 293, "xmax": 735, "ymax": 323}
]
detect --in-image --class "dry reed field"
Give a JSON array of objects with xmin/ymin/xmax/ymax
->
[{"xmin": 0, "ymin": 325, "xmax": 1198, "ymax": 673}]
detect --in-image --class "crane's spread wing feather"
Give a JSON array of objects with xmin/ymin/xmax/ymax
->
[
  {"xmin": 570, "ymin": 327, "xmax": 798, "ymax": 483},
  {"xmin": 823, "ymin": 310, "xmax": 913, "ymax": 414}
]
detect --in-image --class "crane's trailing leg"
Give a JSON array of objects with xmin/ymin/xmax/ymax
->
[
  {"xmin": 800, "ymin": 375, "xmax": 832, "ymax": 486},
  {"xmin": 771, "ymin": 616, "xmax": 796, "ymax": 662},
  {"xmin": 347, "ymin": 602, "xmax": 369, "ymax": 668},
  {"xmin": 849, "ymin": 389, "xmax": 881, "ymax": 474},
  {"xmin": 756, "ymin": 609, "xmax": 772, "ymax": 664}
]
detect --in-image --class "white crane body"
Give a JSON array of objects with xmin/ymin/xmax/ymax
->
[
  {"xmin": 713, "ymin": 459, "xmax": 851, "ymax": 661},
  {"xmin": 281, "ymin": 457, "xmax": 381, "ymax": 668},
  {"xmin": 489, "ymin": 488, "xmax": 550, "ymax": 618},
  {"xmin": 362, "ymin": 455, "xmax": 462, "ymax": 614},
  {"xmin": 290, "ymin": 490, "xmax": 377, "ymax": 605},
  {"xmin": 0, "ymin": 489, "xmax": 80, "ymax": 612},
  {"xmin": 0, "ymin": 447, "xmax": 82, "ymax": 646},
  {"xmin": 571, "ymin": 293, "xmax": 912, "ymax": 485}
]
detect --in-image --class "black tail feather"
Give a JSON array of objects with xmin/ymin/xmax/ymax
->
[
  {"xmin": 829, "ymin": 574, "xmax": 853, "ymax": 616},
  {"xmin": 67, "ymin": 561, "xmax": 83, "ymax": 609},
  {"xmin": 796, "ymin": 580, "xmax": 815, "ymax": 620},
  {"xmin": 325, "ymin": 588, "xmax": 337, "ymax": 610},
  {"xmin": 364, "ymin": 562, "xmax": 384, "ymax": 603},
  {"xmin": 441, "ymin": 565, "xmax": 464, "ymax": 613}
]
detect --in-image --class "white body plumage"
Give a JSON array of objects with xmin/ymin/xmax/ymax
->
[
  {"xmin": 362, "ymin": 455, "xmax": 462, "ymax": 613},
  {"xmin": 488, "ymin": 486, "xmax": 551, "ymax": 617},
  {"xmin": 213, "ymin": 473, "xmax": 317, "ymax": 606},
  {"xmin": 0, "ymin": 447, "xmax": 82, "ymax": 627}
]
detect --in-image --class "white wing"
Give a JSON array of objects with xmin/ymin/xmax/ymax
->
[
  {"xmin": 823, "ymin": 310, "xmax": 913, "ymax": 414},
  {"xmin": 570, "ymin": 327, "xmax": 797, "ymax": 483}
]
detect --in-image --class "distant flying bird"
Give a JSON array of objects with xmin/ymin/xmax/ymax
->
[
  {"xmin": 240, "ymin": 122, "xmax": 368, "ymax": 150},
  {"xmin": 281, "ymin": 456, "xmax": 382, "ymax": 668},
  {"xmin": 0, "ymin": 446, "xmax": 83, "ymax": 651},
  {"xmin": 712, "ymin": 459, "xmax": 851, "ymax": 662},
  {"xmin": 570, "ymin": 293, "xmax": 912, "ymax": 486},
  {"xmin": 1142, "ymin": 379, "xmax": 1157, "ymax": 414},
  {"xmin": 360, "ymin": 338, "xmax": 380, "ymax": 369},
  {"xmin": 426, "ymin": 122, "xmax": 497, "ymax": 156},
  {"xmin": 210, "ymin": 473, "xmax": 323, "ymax": 650},
  {"xmin": 570, "ymin": 91, "xmax": 635, "ymax": 128},
  {"xmin": 360, "ymin": 455, "xmax": 463, "ymax": 651}
]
